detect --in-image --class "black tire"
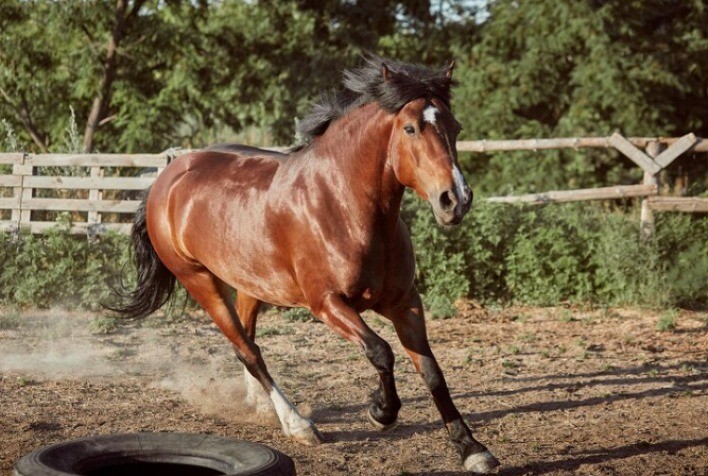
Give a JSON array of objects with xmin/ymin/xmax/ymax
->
[{"xmin": 13, "ymin": 433, "xmax": 295, "ymax": 476}]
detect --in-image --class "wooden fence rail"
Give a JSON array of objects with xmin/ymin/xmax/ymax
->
[
  {"xmin": 0, "ymin": 135, "xmax": 706, "ymax": 236},
  {"xmin": 0, "ymin": 151, "xmax": 180, "ymax": 235},
  {"xmin": 479, "ymin": 133, "xmax": 707, "ymax": 237}
]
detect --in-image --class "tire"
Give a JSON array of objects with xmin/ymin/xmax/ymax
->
[{"xmin": 13, "ymin": 432, "xmax": 295, "ymax": 476}]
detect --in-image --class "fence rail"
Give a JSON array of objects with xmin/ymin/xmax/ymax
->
[
  {"xmin": 0, "ymin": 151, "xmax": 178, "ymax": 235},
  {"xmin": 1, "ymin": 134, "xmax": 706, "ymax": 236}
]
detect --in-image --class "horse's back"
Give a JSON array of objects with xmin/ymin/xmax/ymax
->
[
  {"xmin": 204, "ymin": 143, "xmax": 288, "ymax": 162},
  {"xmin": 160, "ymin": 145, "xmax": 285, "ymax": 193}
]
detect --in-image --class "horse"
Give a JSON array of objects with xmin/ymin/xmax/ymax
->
[{"xmin": 110, "ymin": 56, "xmax": 499, "ymax": 474}]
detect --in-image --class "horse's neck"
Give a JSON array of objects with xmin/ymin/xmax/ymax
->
[{"xmin": 311, "ymin": 104, "xmax": 404, "ymax": 229}]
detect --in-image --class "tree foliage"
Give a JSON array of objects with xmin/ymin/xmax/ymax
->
[
  {"xmin": 454, "ymin": 0, "xmax": 708, "ymax": 193},
  {"xmin": 0, "ymin": 0, "xmax": 476, "ymax": 151}
]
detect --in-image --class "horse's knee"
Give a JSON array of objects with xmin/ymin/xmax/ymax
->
[
  {"xmin": 234, "ymin": 344, "xmax": 267, "ymax": 378},
  {"xmin": 364, "ymin": 337, "xmax": 394, "ymax": 375}
]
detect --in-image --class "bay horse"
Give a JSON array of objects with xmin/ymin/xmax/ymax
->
[{"xmin": 111, "ymin": 56, "xmax": 499, "ymax": 474}]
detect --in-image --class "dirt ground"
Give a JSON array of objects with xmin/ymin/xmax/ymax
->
[{"xmin": 1, "ymin": 304, "xmax": 706, "ymax": 476}]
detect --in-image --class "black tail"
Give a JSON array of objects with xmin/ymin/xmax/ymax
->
[{"xmin": 105, "ymin": 188, "xmax": 177, "ymax": 317}]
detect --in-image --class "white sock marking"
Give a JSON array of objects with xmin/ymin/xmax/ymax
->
[
  {"xmin": 243, "ymin": 368, "xmax": 269, "ymax": 408},
  {"xmin": 269, "ymin": 384, "xmax": 311, "ymax": 436}
]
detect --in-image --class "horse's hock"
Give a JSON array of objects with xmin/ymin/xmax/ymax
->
[{"xmin": 13, "ymin": 433, "xmax": 295, "ymax": 476}]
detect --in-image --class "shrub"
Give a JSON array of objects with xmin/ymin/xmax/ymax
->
[
  {"xmin": 0, "ymin": 214, "xmax": 131, "ymax": 310},
  {"xmin": 654, "ymin": 213, "xmax": 708, "ymax": 309},
  {"xmin": 1, "ymin": 199, "xmax": 706, "ymax": 315},
  {"xmin": 405, "ymin": 198, "xmax": 707, "ymax": 312},
  {"xmin": 504, "ymin": 205, "xmax": 595, "ymax": 305},
  {"xmin": 409, "ymin": 201, "xmax": 469, "ymax": 318},
  {"xmin": 656, "ymin": 309, "xmax": 678, "ymax": 332}
]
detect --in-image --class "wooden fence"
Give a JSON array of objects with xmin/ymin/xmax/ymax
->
[
  {"xmin": 0, "ymin": 151, "xmax": 178, "ymax": 235},
  {"xmin": 462, "ymin": 133, "xmax": 708, "ymax": 237},
  {"xmin": 0, "ymin": 134, "xmax": 706, "ymax": 236}
]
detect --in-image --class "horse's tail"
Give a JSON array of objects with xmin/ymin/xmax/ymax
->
[{"xmin": 105, "ymin": 188, "xmax": 177, "ymax": 317}]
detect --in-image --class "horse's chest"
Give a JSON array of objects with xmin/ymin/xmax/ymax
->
[{"xmin": 337, "ymin": 242, "xmax": 394, "ymax": 308}]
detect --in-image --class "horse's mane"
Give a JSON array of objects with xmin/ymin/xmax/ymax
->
[{"xmin": 294, "ymin": 55, "xmax": 456, "ymax": 149}]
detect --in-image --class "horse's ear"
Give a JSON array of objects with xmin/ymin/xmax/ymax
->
[
  {"xmin": 382, "ymin": 63, "xmax": 392, "ymax": 82},
  {"xmin": 444, "ymin": 60, "xmax": 455, "ymax": 79}
]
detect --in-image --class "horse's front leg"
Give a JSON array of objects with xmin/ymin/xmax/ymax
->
[
  {"xmin": 313, "ymin": 293, "xmax": 401, "ymax": 429},
  {"xmin": 382, "ymin": 290, "xmax": 499, "ymax": 474}
]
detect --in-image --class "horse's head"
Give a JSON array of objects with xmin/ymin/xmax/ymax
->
[{"xmin": 387, "ymin": 65, "xmax": 472, "ymax": 226}]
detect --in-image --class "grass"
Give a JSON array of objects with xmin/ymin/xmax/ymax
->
[
  {"xmin": 280, "ymin": 307, "xmax": 314, "ymax": 322},
  {"xmin": 656, "ymin": 309, "xmax": 678, "ymax": 332},
  {"xmin": 558, "ymin": 309, "xmax": 575, "ymax": 322},
  {"xmin": 0, "ymin": 312, "xmax": 22, "ymax": 330},
  {"xmin": 256, "ymin": 326, "xmax": 295, "ymax": 338},
  {"xmin": 502, "ymin": 359, "xmax": 519, "ymax": 369},
  {"xmin": 90, "ymin": 316, "xmax": 120, "ymax": 335},
  {"xmin": 108, "ymin": 348, "xmax": 133, "ymax": 361},
  {"xmin": 506, "ymin": 345, "xmax": 521, "ymax": 355},
  {"xmin": 16, "ymin": 376, "xmax": 34, "ymax": 387},
  {"xmin": 517, "ymin": 331, "xmax": 538, "ymax": 342}
]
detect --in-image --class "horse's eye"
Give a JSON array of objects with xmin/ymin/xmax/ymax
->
[{"xmin": 403, "ymin": 125, "xmax": 416, "ymax": 135}]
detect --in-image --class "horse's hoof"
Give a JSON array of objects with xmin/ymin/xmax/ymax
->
[
  {"xmin": 291, "ymin": 424, "xmax": 325, "ymax": 446},
  {"xmin": 463, "ymin": 450, "xmax": 500, "ymax": 474},
  {"xmin": 366, "ymin": 407, "xmax": 396, "ymax": 431}
]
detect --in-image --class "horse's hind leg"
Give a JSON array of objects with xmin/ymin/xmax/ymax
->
[
  {"xmin": 176, "ymin": 269, "xmax": 323, "ymax": 445},
  {"xmin": 383, "ymin": 290, "xmax": 499, "ymax": 474},
  {"xmin": 234, "ymin": 292, "xmax": 269, "ymax": 410}
]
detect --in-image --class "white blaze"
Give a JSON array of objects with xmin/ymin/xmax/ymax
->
[
  {"xmin": 452, "ymin": 164, "xmax": 467, "ymax": 200},
  {"xmin": 423, "ymin": 105, "xmax": 439, "ymax": 124}
]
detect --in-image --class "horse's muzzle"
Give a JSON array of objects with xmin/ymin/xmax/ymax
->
[{"xmin": 431, "ymin": 186, "xmax": 473, "ymax": 226}]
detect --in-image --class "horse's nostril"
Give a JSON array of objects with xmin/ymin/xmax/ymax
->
[{"xmin": 439, "ymin": 190, "xmax": 457, "ymax": 211}]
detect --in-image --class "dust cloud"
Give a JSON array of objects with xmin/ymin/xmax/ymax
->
[
  {"xmin": 0, "ymin": 313, "xmax": 115, "ymax": 377},
  {"xmin": 0, "ymin": 310, "xmax": 276, "ymax": 424}
]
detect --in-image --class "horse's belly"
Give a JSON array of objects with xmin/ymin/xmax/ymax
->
[
  {"xmin": 225, "ymin": 264, "xmax": 305, "ymax": 308},
  {"xmin": 194, "ymin": 235, "xmax": 305, "ymax": 308}
]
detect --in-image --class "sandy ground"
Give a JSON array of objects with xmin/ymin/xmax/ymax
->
[{"xmin": 1, "ymin": 304, "xmax": 706, "ymax": 475}]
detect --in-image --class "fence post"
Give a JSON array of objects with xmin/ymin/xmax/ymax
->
[
  {"xmin": 11, "ymin": 153, "xmax": 33, "ymax": 232},
  {"xmin": 88, "ymin": 164, "xmax": 103, "ymax": 238},
  {"xmin": 640, "ymin": 141, "xmax": 665, "ymax": 238}
]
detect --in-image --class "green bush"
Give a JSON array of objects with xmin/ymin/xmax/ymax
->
[
  {"xmin": 504, "ymin": 205, "xmax": 594, "ymax": 304},
  {"xmin": 410, "ymin": 204, "xmax": 470, "ymax": 318},
  {"xmin": 1, "ymin": 202, "xmax": 706, "ymax": 315},
  {"xmin": 0, "ymin": 214, "xmax": 131, "ymax": 310},
  {"xmin": 405, "ymin": 199, "xmax": 707, "ymax": 313},
  {"xmin": 654, "ymin": 213, "xmax": 708, "ymax": 308}
]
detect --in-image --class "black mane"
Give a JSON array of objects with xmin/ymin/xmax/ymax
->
[{"xmin": 294, "ymin": 55, "xmax": 456, "ymax": 148}]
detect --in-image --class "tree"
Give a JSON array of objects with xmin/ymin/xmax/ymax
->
[
  {"xmin": 0, "ymin": 0, "xmax": 208, "ymax": 153},
  {"xmin": 453, "ymin": 0, "xmax": 708, "ymax": 194},
  {"xmin": 82, "ymin": 0, "xmax": 146, "ymax": 153},
  {"xmin": 1, "ymin": 0, "xmax": 478, "ymax": 152}
]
